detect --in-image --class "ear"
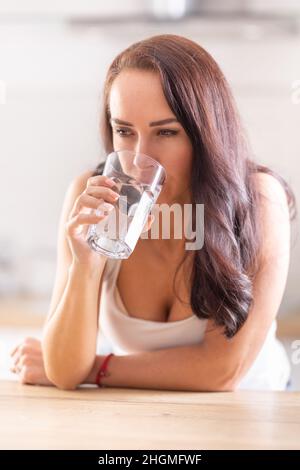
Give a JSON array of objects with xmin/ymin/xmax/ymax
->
[{"xmin": 141, "ymin": 214, "xmax": 155, "ymax": 233}]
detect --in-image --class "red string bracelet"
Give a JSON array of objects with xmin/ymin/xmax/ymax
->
[{"xmin": 96, "ymin": 353, "xmax": 114, "ymax": 387}]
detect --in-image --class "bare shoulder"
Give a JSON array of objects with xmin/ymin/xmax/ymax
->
[
  {"xmin": 69, "ymin": 169, "xmax": 96, "ymax": 193},
  {"xmin": 253, "ymin": 171, "xmax": 290, "ymax": 262},
  {"xmin": 253, "ymin": 171, "xmax": 289, "ymax": 216},
  {"xmin": 64, "ymin": 169, "xmax": 100, "ymax": 204}
]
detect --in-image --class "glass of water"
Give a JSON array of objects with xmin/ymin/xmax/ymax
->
[{"xmin": 86, "ymin": 149, "xmax": 166, "ymax": 259}]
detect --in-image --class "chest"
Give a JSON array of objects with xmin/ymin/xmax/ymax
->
[{"xmin": 116, "ymin": 246, "xmax": 194, "ymax": 323}]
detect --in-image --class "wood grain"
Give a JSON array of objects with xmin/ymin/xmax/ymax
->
[{"xmin": 0, "ymin": 380, "xmax": 300, "ymax": 450}]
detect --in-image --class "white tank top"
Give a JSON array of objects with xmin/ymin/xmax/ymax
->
[{"xmin": 98, "ymin": 257, "xmax": 291, "ymax": 390}]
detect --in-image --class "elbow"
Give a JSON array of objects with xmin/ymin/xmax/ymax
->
[
  {"xmin": 210, "ymin": 371, "xmax": 242, "ymax": 392},
  {"xmin": 44, "ymin": 359, "xmax": 92, "ymax": 390},
  {"xmin": 44, "ymin": 359, "xmax": 91, "ymax": 390},
  {"xmin": 215, "ymin": 371, "xmax": 242, "ymax": 392},
  {"xmin": 212, "ymin": 381, "xmax": 239, "ymax": 392},
  {"xmin": 55, "ymin": 382, "xmax": 78, "ymax": 391},
  {"xmin": 208, "ymin": 359, "xmax": 245, "ymax": 392},
  {"xmin": 194, "ymin": 345, "xmax": 246, "ymax": 392},
  {"xmin": 42, "ymin": 340, "xmax": 89, "ymax": 390},
  {"xmin": 42, "ymin": 353, "xmax": 78, "ymax": 390},
  {"xmin": 45, "ymin": 368, "xmax": 79, "ymax": 390},
  {"xmin": 43, "ymin": 355, "xmax": 82, "ymax": 390},
  {"xmin": 201, "ymin": 381, "xmax": 238, "ymax": 392},
  {"xmin": 200, "ymin": 369, "xmax": 241, "ymax": 392}
]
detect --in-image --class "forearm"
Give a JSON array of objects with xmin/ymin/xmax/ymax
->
[
  {"xmin": 84, "ymin": 345, "xmax": 235, "ymax": 392},
  {"xmin": 42, "ymin": 260, "xmax": 105, "ymax": 389}
]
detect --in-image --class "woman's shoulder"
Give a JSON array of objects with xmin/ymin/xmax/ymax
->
[
  {"xmin": 71, "ymin": 169, "xmax": 95, "ymax": 190},
  {"xmin": 63, "ymin": 169, "xmax": 98, "ymax": 203},
  {"xmin": 253, "ymin": 171, "xmax": 290, "ymax": 263},
  {"xmin": 253, "ymin": 171, "xmax": 290, "ymax": 216}
]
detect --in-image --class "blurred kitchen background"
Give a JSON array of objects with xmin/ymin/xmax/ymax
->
[{"xmin": 0, "ymin": 0, "xmax": 300, "ymax": 388}]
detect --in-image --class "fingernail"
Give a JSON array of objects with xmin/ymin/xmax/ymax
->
[
  {"xmin": 105, "ymin": 178, "xmax": 115, "ymax": 187},
  {"xmin": 104, "ymin": 202, "xmax": 114, "ymax": 212},
  {"xmin": 96, "ymin": 203, "xmax": 114, "ymax": 217}
]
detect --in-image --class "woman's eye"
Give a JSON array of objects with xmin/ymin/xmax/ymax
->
[
  {"xmin": 114, "ymin": 128, "xmax": 132, "ymax": 137},
  {"xmin": 158, "ymin": 129, "xmax": 178, "ymax": 137},
  {"xmin": 113, "ymin": 128, "xmax": 179, "ymax": 138}
]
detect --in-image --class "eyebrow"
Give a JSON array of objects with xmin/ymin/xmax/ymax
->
[{"xmin": 110, "ymin": 118, "xmax": 179, "ymax": 127}]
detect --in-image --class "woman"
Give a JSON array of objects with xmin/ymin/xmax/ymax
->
[{"xmin": 11, "ymin": 34, "xmax": 296, "ymax": 391}]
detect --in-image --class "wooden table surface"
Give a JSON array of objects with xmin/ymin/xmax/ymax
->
[{"xmin": 0, "ymin": 380, "xmax": 300, "ymax": 450}]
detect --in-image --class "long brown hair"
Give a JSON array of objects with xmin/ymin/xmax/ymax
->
[{"xmin": 92, "ymin": 34, "xmax": 297, "ymax": 338}]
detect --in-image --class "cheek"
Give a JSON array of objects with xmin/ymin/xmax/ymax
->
[
  {"xmin": 162, "ymin": 142, "xmax": 193, "ymax": 179},
  {"xmin": 112, "ymin": 134, "xmax": 121, "ymax": 151}
]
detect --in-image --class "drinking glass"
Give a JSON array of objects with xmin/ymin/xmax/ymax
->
[{"xmin": 86, "ymin": 149, "xmax": 166, "ymax": 259}]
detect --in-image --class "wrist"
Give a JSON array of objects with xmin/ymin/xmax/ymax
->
[
  {"xmin": 95, "ymin": 353, "xmax": 115, "ymax": 387},
  {"xmin": 84, "ymin": 353, "xmax": 115, "ymax": 386},
  {"xmin": 69, "ymin": 257, "xmax": 107, "ymax": 279},
  {"xmin": 84, "ymin": 355, "xmax": 103, "ymax": 384}
]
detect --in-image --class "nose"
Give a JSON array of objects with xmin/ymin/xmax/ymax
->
[
  {"xmin": 133, "ymin": 139, "xmax": 163, "ymax": 168},
  {"xmin": 133, "ymin": 137, "xmax": 152, "ymax": 159}
]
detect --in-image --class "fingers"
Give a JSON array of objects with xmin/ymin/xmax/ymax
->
[
  {"xmin": 10, "ymin": 338, "xmax": 42, "ymax": 374},
  {"xmin": 86, "ymin": 175, "xmax": 115, "ymax": 188},
  {"xmin": 10, "ymin": 365, "xmax": 22, "ymax": 374},
  {"xmin": 13, "ymin": 352, "xmax": 41, "ymax": 372},
  {"xmin": 70, "ymin": 174, "xmax": 119, "ymax": 218},
  {"xmin": 18, "ymin": 365, "xmax": 41, "ymax": 385},
  {"xmin": 10, "ymin": 337, "xmax": 41, "ymax": 357},
  {"xmin": 66, "ymin": 207, "xmax": 114, "ymax": 238},
  {"xmin": 10, "ymin": 344, "xmax": 20, "ymax": 358},
  {"xmin": 18, "ymin": 365, "xmax": 53, "ymax": 386},
  {"xmin": 12, "ymin": 348, "xmax": 41, "ymax": 370},
  {"xmin": 11, "ymin": 360, "xmax": 53, "ymax": 386},
  {"xmin": 18, "ymin": 366, "xmax": 39, "ymax": 385},
  {"xmin": 10, "ymin": 351, "xmax": 44, "ymax": 385},
  {"xmin": 94, "ymin": 202, "xmax": 115, "ymax": 217},
  {"xmin": 66, "ymin": 178, "xmax": 120, "ymax": 240},
  {"xmin": 72, "ymin": 188, "xmax": 119, "ymax": 217}
]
